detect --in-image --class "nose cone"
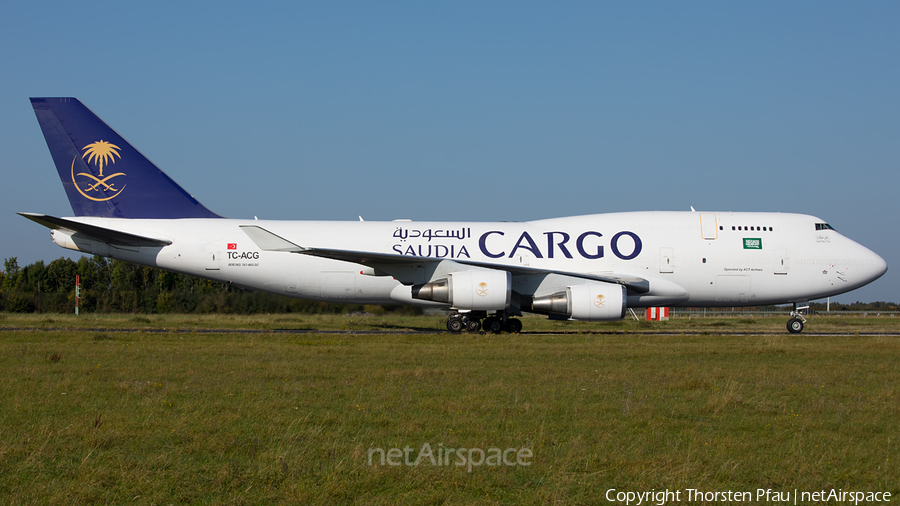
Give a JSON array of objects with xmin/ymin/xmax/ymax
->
[
  {"xmin": 858, "ymin": 245, "xmax": 888, "ymax": 288},
  {"xmin": 874, "ymin": 252, "xmax": 888, "ymax": 280},
  {"xmin": 845, "ymin": 241, "xmax": 888, "ymax": 291}
]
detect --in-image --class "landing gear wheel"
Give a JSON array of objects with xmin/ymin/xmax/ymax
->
[
  {"xmin": 464, "ymin": 317, "xmax": 482, "ymax": 333},
  {"xmin": 787, "ymin": 317, "xmax": 804, "ymax": 334},
  {"xmin": 484, "ymin": 317, "xmax": 503, "ymax": 334},
  {"xmin": 507, "ymin": 318, "xmax": 523, "ymax": 333},
  {"xmin": 447, "ymin": 315, "xmax": 464, "ymax": 333}
]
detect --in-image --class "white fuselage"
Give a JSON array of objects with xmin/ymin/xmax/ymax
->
[{"xmin": 51, "ymin": 211, "xmax": 887, "ymax": 310}]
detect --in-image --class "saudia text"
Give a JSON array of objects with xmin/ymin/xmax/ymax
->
[{"xmin": 391, "ymin": 228, "xmax": 642, "ymax": 261}]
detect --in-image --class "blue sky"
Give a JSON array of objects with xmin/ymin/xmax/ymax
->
[{"xmin": 1, "ymin": 1, "xmax": 897, "ymax": 303}]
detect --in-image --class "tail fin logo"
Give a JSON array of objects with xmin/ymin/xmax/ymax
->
[{"xmin": 72, "ymin": 140, "xmax": 126, "ymax": 201}]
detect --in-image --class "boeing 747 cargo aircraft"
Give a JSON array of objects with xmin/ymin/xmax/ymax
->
[{"xmin": 21, "ymin": 98, "xmax": 887, "ymax": 333}]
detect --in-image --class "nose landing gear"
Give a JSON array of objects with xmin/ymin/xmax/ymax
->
[{"xmin": 786, "ymin": 302, "xmax": 809, "ymax": 333}]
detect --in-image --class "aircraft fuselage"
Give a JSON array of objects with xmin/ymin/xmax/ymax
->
[{"xmin": 48, "ymin": 211, "xmax": 886, "ymax": 309}]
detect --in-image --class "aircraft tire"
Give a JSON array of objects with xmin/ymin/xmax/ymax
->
[
  {"xmin": 485, "ymin": 317, "xmax": 503, "ymax": 334},
  {"xmin": 465, "ymin": 317, "xmax": 481, "ymax": 333},
  {"xmin": 507, "ymin": 318, "xmax": 523, "ymax": 333},
  {"xmin": 787, "ymin": 318, "xmax": 804, "ymax": 334},
  {"xmin": 447, "ymin": 315, "xmax": 464, "ymax": 333}
]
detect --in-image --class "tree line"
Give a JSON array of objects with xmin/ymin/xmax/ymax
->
[
  {"xmin": 1, "ymin": 256, "xmax": 894, "ymax": 314},
  {"xmin": 0, "ymin": 256, "xmax": 420, "ymax": 315}
]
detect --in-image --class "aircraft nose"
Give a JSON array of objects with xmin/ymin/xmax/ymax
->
[
  {"xmin": 844, "ymin": 243, "xmax": 887, "ymax": 290},
  {"xmin": 861, "ymin": 246, "xmax": 888, "ymax": 285},
  {"xmin": 874, "ymin": 253, "xmax": 888, "ymax": 279}
]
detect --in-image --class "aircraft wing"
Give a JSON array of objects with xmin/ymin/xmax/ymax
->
[
  {"xmin": 18, "ymin": 213, "xmax": 172, "ymax": 247},
  {"xmin": 240, "ymin": 225, "xmax": 649, "ymax": 293},
  {"xmin": 304, "ymin": 246, "xmax": 650, "ymax": 293}
]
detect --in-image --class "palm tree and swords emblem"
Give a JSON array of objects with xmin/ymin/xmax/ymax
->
[{"xmin": 71, "ymin": 140, "xmax": 126, "ymax": 201}]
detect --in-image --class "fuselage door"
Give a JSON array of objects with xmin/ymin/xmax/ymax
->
[
  {"xmin": 284, "ymin": 276, "xmax": 300, "ymax": 294},
  {"xmin": 659, "ymin": 247, "xmax": 674, "ymax": 273},
  {"xmin": 205, "ymin": 243, "xmax": 220, "ymax": 271},
  {"xmin": 774, "ymin": 249, "xmax": 789, "ymax": 275},
  {"xmin": 700, "ymin": 213, "xmax": 718, "ymax": 240},
  {"xmin": 515, "ymin": 252, "xmax": 534, "ymax": 267}
]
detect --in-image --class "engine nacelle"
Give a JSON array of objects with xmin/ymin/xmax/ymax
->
[
  {"xmin": 51, "ymin": 230, "xmax": 111, "ymax": 256},
  {"xmin": 411, "ymin": 270, "xmax": 511, "ymax": 311},
  {"xmin": 51, "ymin": 229, "xmax": 80, "ymax": 251},
  {"xmin": 530, "ymin": 282, "xmax": 626, "ymax": 321}
]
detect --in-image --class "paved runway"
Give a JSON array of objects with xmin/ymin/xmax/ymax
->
[{"xmin": 3, "ymin": 326, "xmax": 899, "ymax": 337}]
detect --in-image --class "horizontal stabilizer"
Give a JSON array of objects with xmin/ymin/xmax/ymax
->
[{"xmin": 18, "ymin": 213, "xmax": 172, "ymax": 247}]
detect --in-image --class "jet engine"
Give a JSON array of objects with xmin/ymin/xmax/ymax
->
[
  {"xmin": 530, "ymin": 282, "xmax": 626, "ymax": 321},
  {"xmin": 411, "ymin": 270, "xmax": 511, "ymax": 310},
  {"xmin": 51, "ymin": 229, "xmax": 111, "ymax": 256},
  {"xmin": 51, "ymin": 229, "xmax": 79, "ymax": 251}
]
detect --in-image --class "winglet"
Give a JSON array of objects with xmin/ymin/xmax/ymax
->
[{"xmin": 239, "ymin": 225, "xmax": 305, "ymax": 252}]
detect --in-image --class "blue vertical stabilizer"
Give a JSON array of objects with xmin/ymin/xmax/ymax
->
[{"xmin": 30, "ymin": 97, "xmax": 221, "ymax": 219}]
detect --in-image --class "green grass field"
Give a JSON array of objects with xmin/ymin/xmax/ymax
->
[{"xmin": 1, "ymin": 314, "xmax": 898, "ymax": 504}]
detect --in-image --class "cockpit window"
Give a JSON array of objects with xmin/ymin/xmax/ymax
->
[{"xmin": 815, "ymin": 223, "xmax": 836, "ymax": 231}]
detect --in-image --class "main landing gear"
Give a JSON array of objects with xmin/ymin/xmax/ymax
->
[
  {"xmin": 446, "ymin": 311, "xmax": 523, "ymax": 334},
  {"xmin": 786, "ymin": 302, "xmax": 809, "ymax": 334}
]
